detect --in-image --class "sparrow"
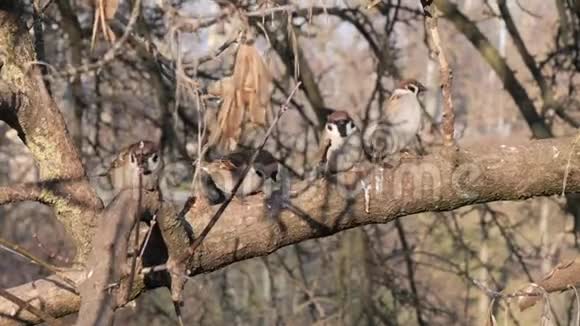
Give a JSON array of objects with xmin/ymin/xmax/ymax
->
[
  {"xmin": 317, "ymin": 110, "xmax": 363, "ymax": 174},
  {"xmin": 107, "ymin": 140, "xmax": 164, "ymax": 192},
  {"xmin": 197, "ymin": 149, "xmax": 279, "ymax": 204},
  {"xmin": 419, "ymin": 0, "xmax": 433, "ymax": 17},
  {"xmin": 363, "ymin": 79, "xmax": 427, "ymax": 163}
]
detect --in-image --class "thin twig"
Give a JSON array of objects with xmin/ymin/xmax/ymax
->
[
  {"xmin": 26, "ymin": 0, "xmax": 56, "ymax": 30},
  {"xmin": 568, "ymin": 285, "xmax": 580, "ymax": 326},
  {"xmin": 186, "ymin": 82, "xmax": 302, "ymax": 258},
  {"xmin": 139, "ymin": 214, "xmax": 158, "ymax": 258},
  {"xmin": 0, "ymin": 238, "xmax": 77, "ymax": 288},
  {"xmin": 32, "ymin": 233, "xmax": 73, "ymax": 265},
  {"xmin": 63, "ymin": 0, "xmax": 142, "ymax": 77},
  {"xmin": 394, "ymin": 220, "xmax": 426, "ymax": 326}
]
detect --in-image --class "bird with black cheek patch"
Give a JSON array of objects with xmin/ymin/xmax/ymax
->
[
  {"xmin": 317, "ymin": 110, "xmax": 363, "ymax": 174},
  {"xmin": 107, "ymin": 140, "xmax": 164, "ymax": 192},
  {"xmin": 197, "ymin": 149, "xmax": 279, "ymax": 205},
  {"xmin": 363, "ymin": 79, "xmax": 427, "ymax": 163},
  {"xmin": 419, "ymin": 0, "xmax": 433, "ymax": 17}
]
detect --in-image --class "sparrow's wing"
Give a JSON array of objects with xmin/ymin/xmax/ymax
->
[
  {"xmin": 200, "ymin": 170, "xmax": 226, "ymax": 205},
  {"xmin": 215, "ymin": 159, "xmax": 238, "ymax": 171},
  {"xmin": 222, "ymin": 151, "xmax": 250, "ymax": 168},
  {"xmin": 385, "ymin": 93, "xmax": 418, "ymax": 128}
]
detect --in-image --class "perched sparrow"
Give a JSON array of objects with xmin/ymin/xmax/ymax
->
[
  {"xmin": 419, "ymin": 0, "xmax": 433, "ymax": 17},
  {"xmin": 198, "ymin": 149, "xmax": 278, "ymax": 204},
  {"xmin": 317, "ymin": 110, "xmax": 363, "ymax": 174},
  {"xmin": 108, "ymin": 140, "xmax": 164, "ymax": 192},
  {"xmin": 363, "ymin": 79, "xmax": 427, "ymax": 163}
]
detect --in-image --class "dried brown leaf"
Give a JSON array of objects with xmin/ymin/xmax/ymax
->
[
  {"xmin": 208, "ymin": 39, "xmax": 273, "ymax": 152},
  {"xmin": 232, "ymin": 42, "xmax": 272, "ymax": 126},
  {"xmin": 103, "ymin": 0, "xmax": 120, "ymax": 19}
]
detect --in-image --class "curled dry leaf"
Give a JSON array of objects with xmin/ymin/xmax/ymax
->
[
  {"xmin": 207, "ymin": 38, "xmax": 273, "ymax": 151},
  {"xmin": 90, "ymin": 0, "xmax": 120, "ymax": 51}
]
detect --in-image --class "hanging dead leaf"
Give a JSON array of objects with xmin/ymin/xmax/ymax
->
[
  {"xmin": 207, "ymin": 34, "xmax": 273, "ymax": 153},
  {"xmin": 90, "ymin": 0, "xmax": 119, "ymax": 52},
  {"xmin": 207, "ymin": 78, "xmax": 243, "ymax": 151},
  {"xmin": 232, "ymin": 34, "xmax": 273, "ymax": 127}
]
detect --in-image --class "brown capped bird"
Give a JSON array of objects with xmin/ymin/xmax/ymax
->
[
  {"xmin": 419, "ymin": 0, "xmax": 434, "ymax": 17},
  {"xmin": 198, "ymin": 149, "xmax": 279, "ymax": 205},
  {"xmin": 107, "ymin": 140, "xmax": 163, "ymax": 192},
  {"xmin": 363, "ymin": 79, "xmax": 427, "ymax": 163},
  {"xmin": 317, "ymin": 110, "xmax": 363, "ymax": 174}
]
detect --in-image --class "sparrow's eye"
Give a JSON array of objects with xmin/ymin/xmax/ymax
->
[
  {"xmin": 326, "ymin": 124, "xmax": 333, "ymax": 131},
  {"xmin": 151, "ymin": 153, "xmax": 159, "ymax": 163},
  {"xmin": 130, "ymin": 154, "xmax": 136, "ymax": 164},
  {"xmin": 348, "ymin": 121, "xmax": 355, "ymax": 129}
]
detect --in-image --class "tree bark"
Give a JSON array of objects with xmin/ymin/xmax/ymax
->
[
  {"xmin": 1, "ymin": 135, "xmax": 579, "ymax": 324},
  {"xmin": 0, "ymin": 4, "xmax": 102, "ymax": 260}
]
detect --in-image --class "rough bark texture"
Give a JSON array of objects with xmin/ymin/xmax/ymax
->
[
  {"xmin": 0, "ymin": 135, "xmax": 579, "ymax": 324},
  {"xmin": 0, "ymin": 5, "xmax": 102, "ymax": 260},
  {"xmin": 76, "ymin": 190, "xmax": 143, "ymax": 326},
  {"xmin": 2, "ymin": 2, "xmax": 580, "ymax": 325},
  {"xmin": 184, "ymin": 137, "xmax": 580, "ymax": 274},
  {"xmin": 518, "ymin": 258, "xmax": 580, "ymax": 311}
]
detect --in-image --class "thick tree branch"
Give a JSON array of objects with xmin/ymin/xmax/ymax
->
[
  {"xmin": 76, "ymin": 189, "xmax": 160, "ymax": 326},
  {"xmin": 497, "ymin": 0, "xmax": 548, "ymax": 98},
  {"xmin": 0, "ymin": 183, "xmax": 42, "ymax": 205},
  {"xmin": 518, "ymin": 258, "xmax": 580, "ymax": 311},
  {"xmin": 1, "ymin": 135, "xmax": 580, "ymax": 323},
  {"xmin": 0, "ymin": 4, "xmax": 102, "ymax": 260},
  {"xmin": 184, "ymin": 136, "xmax": 580, "ymax": 275},
  {"xmin": 0, "ymin": 273, "xmax": 82, "ymax": 326}
]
